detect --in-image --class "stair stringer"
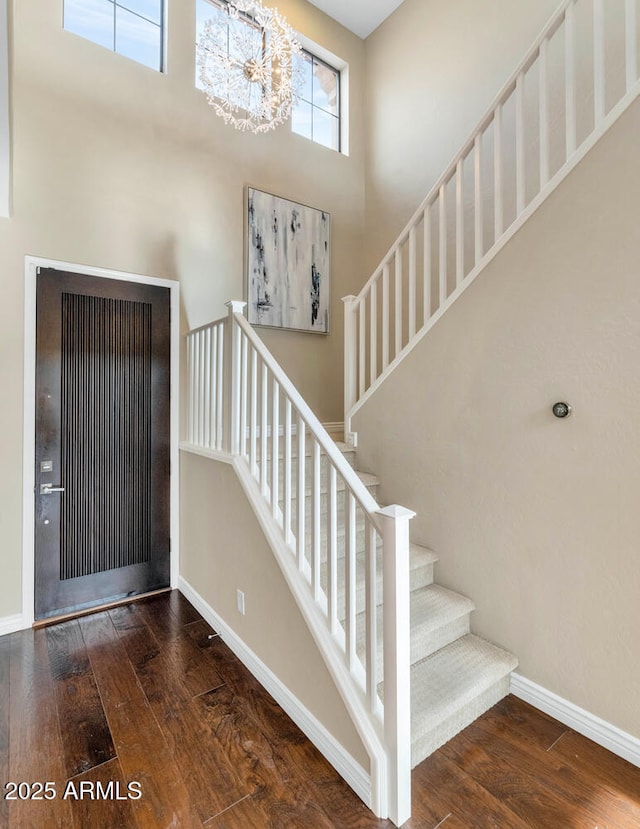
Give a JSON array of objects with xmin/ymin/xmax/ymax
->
[
  {"xmin": 229, "ymin": 452, "xmax": 391, "ymax": 821},
  {"xmin": 349, "ymin": 75, "xmax": 640, "ymax": 430}
]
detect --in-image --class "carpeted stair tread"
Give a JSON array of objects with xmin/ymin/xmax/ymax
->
[
  {"xmin": 407, "ymin": 634, "xmax": 518, "ymax": 766},
  {"xmin": 356, "ymin": 584, "xmax": 474, "ymax": 672}
]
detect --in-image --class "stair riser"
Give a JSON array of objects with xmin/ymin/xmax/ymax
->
[{"xmin": 410, "ymin": 676, "xmax": 512, "ymax": 768}]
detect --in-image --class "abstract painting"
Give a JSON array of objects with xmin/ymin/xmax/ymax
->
[{"xmin": 246, "ymin": 187, "xmax": 330, "ymax": 333}]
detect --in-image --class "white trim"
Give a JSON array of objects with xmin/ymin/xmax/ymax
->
[
  {"xmin": 511, "ymin": 673, "xmax": 640, "ymax": 768},
  {"xmin": 0, "ymin": 614, "xmax": 23, "ymax": 637},
  {"xmin": 178, "ymin": 575, "xmax": 372, "ymax": 807},
  {"xmin": 179, "ymin": 443, "xmax": 233, "ymax": 465},
  {"xmin": 22, "ymin": 256, "xmax": 180, "ymax": 628},
  {"xmin": 0, "ymin": 0, "xmax": 9, "ymax": 218}
]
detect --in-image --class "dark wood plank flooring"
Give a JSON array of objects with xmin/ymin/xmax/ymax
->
[{"xmin": 1, "ymin": 590, "xmax": 638, "ymax": 828}]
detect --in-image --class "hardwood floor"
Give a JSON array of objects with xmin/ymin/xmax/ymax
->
[{"xmin": 1, "ymin": 591, "xmax": 638, "ymax": 828}]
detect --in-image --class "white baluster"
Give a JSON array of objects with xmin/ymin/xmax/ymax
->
[
  {"xmin": 394, "ymin": 248, "xmax": 402, "ymax": 358},
  {"xmin": 516, "ymin": 72, "xmax": 526, "ymax": 216},
  {"xmin": 203, "ymin": 326, "xmax": 211, "ymax": 449},
  {"xmin": 312, "ymin": 440, "xmax": 321, "ymax": 602},
  {"xmin": 272, "ymin": 379, "xmax": 280, "ymax": 520},
  {"xmin": 328, "ymin": 465, "xmax": 338, "ymax": 636},
  {"xmin": 297, "ymin": 415, "xmax": 306, "ymax": 572},
  {"xmin": 239, "ymin": 331, "xmax": 248, "ymax": 458},
  {"xmin": 209, "ymin": 325, "xmax": 220, "ymax": 449},
  {"xmin": 439, "ymin": 184, "xmax": 447, "ymax": 306},
  {"xmin": 216, "ymin": 325, "xmax": 224, "ymax": 451},
  {"xmin": 187, "ymin": 334, "xmax": 194, "ymax": 444},
  {"xmin": 455, "ymin": 159, "xmax": 464, "ymax": 288},
  {"xmin": 494, "ymin": 103, "xmax": 504, "ymax": 240},
  {"xmin": 539, "ymin": 38, "xmax": 550, "ymax": 188},
  {"xmin": 474, "ymin": 133, "xmax": 484, "ymax": 265},
  {"xmin": 284, "ymin": 397, "xmax": 293, "ymax": 547},
  {"xmin": 365, "ymin": 520, "xmax": 378, "ymax": 713},
  {"xmin": 594, "ymin": 0, "xmax": 605, "ymax": 125},
  {"xmin": 250, "ymin": 346, "xmax": 258, "ymax": 477},
  {"xmin": 358, "ymin": 297, "xmax": 366, "ymax": 399},
  {"xmin": 423, "ymin": 204, "xmax": 432, "ymax": 324},
  {"xmin": 408, "ymin": 226, "xmax": 417, "ymax": 338},
  {"xmin": 565, "ymin": 1, "xmax": 577, "ymax": 157},
  {"xmin": 194, "ymin": 330, "xmax": 202, "ymax": 446},
  {"xmin": 345, "ymin": 492, "xmax": 357, "ymax": 673},
  {"xmin": 370, "ymin": 281, "xmax": 377, "ymax": 386},
  {"xmin": 341, "ymin": 295, "xmax": 358, "ymax": 443},
  {"xmin": 626, "ymin": 0, "xmax": 637, "ymax": 93},
  {"xmin": 382, "ymin": 265, "xmax": 390, "ymax": 371},
  {"xmin": 226, "ymin": 301, "xmax": 246, "ymax": 455},
  {"xmin": 261, "ymin": 361, "xmax": 268, "ymax": 496}
]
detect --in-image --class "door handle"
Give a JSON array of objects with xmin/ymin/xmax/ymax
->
[{"xmin": 40, "ymin": 484, "xmax": 65, "ymax": 495}]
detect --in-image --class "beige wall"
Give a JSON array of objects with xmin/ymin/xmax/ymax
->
[
  {"xmin": 180, "ymin": 452, "xmax": 368, "ymax": 768},
  {"xmin": 363, "ymin": 0, "xmax": 561, "ymax": 275},
  {"xmin": 1, "ymin": 0, "xmax": 365, "ymax": 618},
  {"xmin": 354, "ymin": 97, "xmax": 640, "ymax": 740}
]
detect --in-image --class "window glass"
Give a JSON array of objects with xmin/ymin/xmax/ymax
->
[
  {"xmin": 64, "ymin": 0, "xmax": 114, "ymax": 51},
  {"xmin": 291, "ymin": 99, "xmax": 312, "ymax": 141},
  {"xmin": 63, "ymin": 0, "xmax": 164, "ymax": 71},
  {"xmin": 312, "ymin": 107, "xmax": 339, "ymax": 150},
  {"xmin": 116, "ymin": 6, "xmax": 162, "ymax": 70},
  {"xmin": 291, "ymin": 49, "xmax": 340, "ymax": 152},
  {"xmin": 119, "ymin": 0, "xmax": 162, "ymax": 25}
]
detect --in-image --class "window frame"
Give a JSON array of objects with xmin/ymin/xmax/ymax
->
[{"xmin": 63, "ymin": 0, "xmax": 166, "ymax": 73}]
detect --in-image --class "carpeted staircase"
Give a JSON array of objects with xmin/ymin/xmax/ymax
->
[{"xmin": 280, "ymin": 433, "xmax": 517, "ymax": 769}]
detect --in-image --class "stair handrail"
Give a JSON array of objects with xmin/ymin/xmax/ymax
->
[
  {"xmin": 185, "ymin": 303, "xmax": 414, "ymax": 825},
  {"xmin": 343, "ymin": 0, "xmax": 640, "ymax": 440}
]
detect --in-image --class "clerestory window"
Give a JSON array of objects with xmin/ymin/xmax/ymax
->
[{"xmin": 63, "ymin": 0, "xmax": 165, "ymax": 72}]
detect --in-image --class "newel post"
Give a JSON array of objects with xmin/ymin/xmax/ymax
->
[
  {"xmin": 225, "ymin": 301, "xmax": 246, "ymax": 455},
  {"xmin": 377, "ymin": 504, "xmax": 415, "ymax": 827},
  {"xmin": 342, "ymin": 295, "xmax": 358, "ymax": 446}
]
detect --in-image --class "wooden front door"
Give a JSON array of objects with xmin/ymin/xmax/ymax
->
[{"xmin": 34, "ymin": 268, "xmax": 171, "ymax": 620}]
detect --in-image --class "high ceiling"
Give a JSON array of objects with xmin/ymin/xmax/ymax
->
[{"xmin": 305, "ymin": 0, "xmax": 405, "ymax": 39}]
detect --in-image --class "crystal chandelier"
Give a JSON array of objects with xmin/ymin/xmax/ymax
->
[{"xmin": 197, "ymin": 0, "xmax": 303, "ymax": 134}]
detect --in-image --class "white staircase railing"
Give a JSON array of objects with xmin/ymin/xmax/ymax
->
[
  {"xmin": 185, "ymin": 301, "xmax": 414, "ymax": 826},
  {"xmin": 344, "ymin": 0, "xmax": 640, "ymax": 439}
]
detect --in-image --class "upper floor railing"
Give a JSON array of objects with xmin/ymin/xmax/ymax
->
[{"xmin": 344, "ymin": 0, "xmax": 640, "ymax": 438}]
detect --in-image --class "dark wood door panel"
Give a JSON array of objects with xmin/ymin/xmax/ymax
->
[{"xmin": 35, "ymin": 268, "xmax": 171, "ymax": 620}]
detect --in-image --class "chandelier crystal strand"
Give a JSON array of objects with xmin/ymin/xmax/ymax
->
[{"xmin": 197, "ymin": 0, "xmax": 304, "ymax": 134}]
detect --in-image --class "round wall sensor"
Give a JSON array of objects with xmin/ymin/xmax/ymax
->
[{"xmin": 552, "ymin": 401, "xmax": 572, "ymax": 418}]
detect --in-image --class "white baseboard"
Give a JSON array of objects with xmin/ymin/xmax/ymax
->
[
  {"xmin": 511, "ymin": 673, "xmax": 640, "ymax": 768},
  {"xmin": 0, "ymin": 614, "xmax": 25, "ymax": 637},
  {"xmin": 178, "ymin": 576, "xmax": 372, "ymax": 807}
]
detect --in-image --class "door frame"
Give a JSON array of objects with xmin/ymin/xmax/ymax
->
[{"xmin": 22, "ymin": 255, "xmax": 180, "ymax": 628}]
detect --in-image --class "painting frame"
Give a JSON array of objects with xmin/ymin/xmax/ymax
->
[{"xmin": 245, "ymin": 187, "xmax": 331, "ymax": 334}]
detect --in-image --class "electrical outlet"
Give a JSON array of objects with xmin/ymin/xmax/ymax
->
[{"xmin": 236, "ymin": 589, "xmax": 245, "ymax": 615}]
